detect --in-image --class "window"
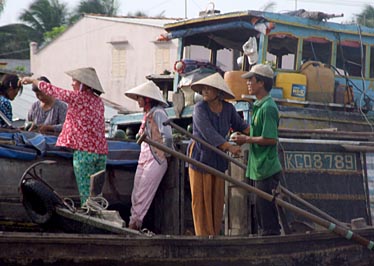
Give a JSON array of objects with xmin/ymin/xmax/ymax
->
[
  {"xmin": 302, "ymin": 37, "xmax": 332, "ymax": 64},
  {"xmin": 267, "ymin": 34, "xmax": 298, "ymax": 70},
  {"xmin": 111, "ymin": 44, "xmax": 126, "ymax": 78},
  {"xmin": 155, "ymin": 45, "xmax": 171, "ymax": 74},
  {"xmin": 336, "ymin": 40, "xmax": 365, "ymax": 77}
]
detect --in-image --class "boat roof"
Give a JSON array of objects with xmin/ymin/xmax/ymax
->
[{"xmin": 164, "ymin": 10, "xmax": 374, "ymax": 50}]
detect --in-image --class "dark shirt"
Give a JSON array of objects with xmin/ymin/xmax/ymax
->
[{"xmin": 188, "ymin": 100, "xmax": 248, "ymax": 172}]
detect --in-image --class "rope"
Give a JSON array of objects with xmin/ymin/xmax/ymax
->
[{"xmin": 80, "ymin": 196, "xmax": 109, "ymax": 215}]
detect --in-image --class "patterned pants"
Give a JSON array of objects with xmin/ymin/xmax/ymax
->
[{"xmin": 73, "ymin": 150, "xmax": 107, "ymax": 205}]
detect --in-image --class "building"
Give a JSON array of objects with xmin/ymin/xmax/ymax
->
[{"xmin": 30, "ymin": 14, "xmax": 180, "ymax": 112}]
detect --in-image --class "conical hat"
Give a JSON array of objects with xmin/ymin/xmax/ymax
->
[
  {"xmin": 191, "ymin": 72, "xmax": 235, "ymax": 99},
  {"xmin": 125, "ymin": 81, "xmax": 168, "ymax": 107},
  {"xmin": 65, "ymin": 67, "xmax": 104, "ymax": 93}
]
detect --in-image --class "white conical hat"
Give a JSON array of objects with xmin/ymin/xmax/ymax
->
[
  {"xmin": 65, "ymin": 67, "xmax": 104, "ymax": 93},
  {"xmin": 191, "ymin": 72, "xmax": 235, "ymax": 99},
  {"xmin": 125, "ymin": 81, "xmax": 168, "ymax": 107}
]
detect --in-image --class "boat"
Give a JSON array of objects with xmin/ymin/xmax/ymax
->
[
  {"xmin": 3, "ymin": 8, "xmax": 374, "ymax": 265},
  {"xmin": 0, "ymin": 130, "xmax": 140, "ymax": 230}
]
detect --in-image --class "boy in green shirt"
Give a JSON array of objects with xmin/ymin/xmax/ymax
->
[{"xmin": 232, "ymin": 64, "xmax": 282, "ymax": 236}]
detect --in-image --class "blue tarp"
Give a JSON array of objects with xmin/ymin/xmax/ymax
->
[{"xmin": 0, "ymin": 132, "xmax": 140, "ymax": 166}]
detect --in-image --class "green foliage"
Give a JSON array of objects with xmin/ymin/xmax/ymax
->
[
  {"xmin": 0, "ymin": 0, "xmax": 5, "ymax": 14},
  {"xmin": 127, "ymin": 10, "xmax": 148, "ymax": 17},
  {"xmin": 14, "ymin": 66, "xmax": 26, "ymax": 72},
  {"xmin": 356, "ymin": 4, "xmax": 374, "ymax": 27},
  {"xmin": 70, "ymin": 0, "xmax": 119, "ymax": 24},
  {"xmin": 43, "ymin": 25, "xmax": 67, "ymax": 42},
  {"xmin": 0, "ymin": 23, "xmax": 41, "ymax": 59},
  {"xmin": 19, "ymin": 0, "xmax": 68, "ymax": 39}
]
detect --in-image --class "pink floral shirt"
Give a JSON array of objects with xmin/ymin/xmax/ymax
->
[{"xmin": 39, "ymin": 81, "xmax": 108, "ymax": 155}]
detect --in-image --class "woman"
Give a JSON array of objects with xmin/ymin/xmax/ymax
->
[
  {"xmin": 125, "ymin": 81, "xmax": 173, "ymax": 231},
  {"xmin": 188, "ymin": 72, "xmax": 250, "ymax": 236},
  {"xmin": 0, "ymin": 74, "xmax": 22, "ymax": 127},
  {"xmin": 27, "ymin": 76, "xmax": 67, "ymax": 134},
  {"xmin": 21, "ymin": 67, "xmax": 108, "ymax": 206}
]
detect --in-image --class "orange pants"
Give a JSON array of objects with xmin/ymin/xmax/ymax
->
[{"xmin": 188, "ymin": 167, "xmax": 225, "ymax": 236}]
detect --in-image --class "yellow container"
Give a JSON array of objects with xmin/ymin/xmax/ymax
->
[{"xmin": 275, "ymin": 72, "xmax": 307, "ymax": 106}]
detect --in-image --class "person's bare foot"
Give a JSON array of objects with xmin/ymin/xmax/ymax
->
[{"xmin": 128, "ymin": 223, "xmax": 139, "ymax": 230}]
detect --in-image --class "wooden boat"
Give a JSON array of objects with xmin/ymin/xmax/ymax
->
[
  {"xmin": 0, "ymin": 130, "xmax": 140, "ymax": 230},
  {"xmin": 1, "ymin": 229, "xmax": 374, "ymax": 266},
  {"xmin": 3, "ymin": 8, "xmax": 374, "ymax": 265}
]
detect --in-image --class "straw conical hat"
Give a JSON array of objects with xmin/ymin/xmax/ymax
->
[
  {"xmin": 125, "ymin": 81, "xmax": 168, "ymax": 107},
  {"xmin": 65, "ymin": 67, "xmax": 104, "ymax": 93},
  {"xmin": 191, "ymin": 72, "xmax": 235, "ymax": 99}
]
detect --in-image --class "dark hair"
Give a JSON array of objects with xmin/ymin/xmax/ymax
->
[
  {"xmin": 0, "ymin": 74, "xmax": 22, "ymax": 98},
  {"xmin": 32, "ymin": 76, "xmax": 51, "ymax": 92},
  {"xmin": 254, "ymin": 74, "xmax": 274, "ymax": 92},
  {"xmin": 144, "ymin": 97, "xmax": 159, "ymax": 111}
]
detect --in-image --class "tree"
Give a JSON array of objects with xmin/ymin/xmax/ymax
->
[
  {"xmin": 43, "ymin": 25, "xmax": 67, "ymax": 42},
  {"xmin": 0, "ymin": 0, "xmax": 5, "ymax": 14},
  {"xmin": 19, "ymin": 0, "xmax": 68, "ymax": 43},
  {"xmin": 356, "ymin": 4, "xmax": 374, "ymax": 27},
  {"xmin": 0, "ymin": 23, "xmax": 40, "ymax": 59},
  {"xmin": 70, "ymin": 0, "xmax": 119, "ymax": 24},
  {"xmin": 261, "ymin": 2, "xmax": 276, "ymax": 12}
]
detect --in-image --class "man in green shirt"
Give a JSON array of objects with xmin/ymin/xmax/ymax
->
[{"xmin": 232, "ymin": 64, "xmax": 282, "ymax": 236}]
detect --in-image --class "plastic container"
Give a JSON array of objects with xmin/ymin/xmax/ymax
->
[
  {"xmin": 275, "ymin": 72, "xmax": 307, "ymax": 106},
  {"xmin": 300, "ymin": 61, "xmax": 335, "ymax": 103},
  {"xmin": 224, "ymin": 70, "xmax": 248, "ymax": 101}
]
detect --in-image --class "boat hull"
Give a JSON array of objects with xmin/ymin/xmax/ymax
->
[{"xmin": 1, "ymin": 230, "xmax": 374, "ymax": 266}]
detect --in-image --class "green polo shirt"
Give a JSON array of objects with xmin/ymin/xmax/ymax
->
[{"xmin": 246, "ymin": 95, "xmax": 282, "ymax": 180}]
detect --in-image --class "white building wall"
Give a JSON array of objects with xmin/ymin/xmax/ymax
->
[{"xmin": 30, "ymin": 16, "xmax": 179, "ymax": 112}]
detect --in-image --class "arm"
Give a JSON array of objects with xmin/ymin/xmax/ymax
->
[
  {"xmin": 153, "ymin": 109, "xmax": 173, "ymax": 149},
  {"xmin": 21, "ymin": 77, "xmax": 76, "ymax": 104},
  {"xmin": 233, "ymin": 135, "xmax": 277, "ymax": 146},
  {"xmin": 232, "ymin": 106, "xmax": 278, "ymax": 146},
  {"xmin": 194, "ymin": 103, "xmax": 240, "ymax": 155}
]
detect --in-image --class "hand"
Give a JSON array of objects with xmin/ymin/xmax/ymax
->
[
  {"xmin": 38, "ymin": 125, "xmax": 54, "ymax": 134},
  {"xmin": 231, "ymin": 134, "xmax": 249, "ymax": 146},
  {"xmin": 28, "ymin": 123, "xmax": 38, "ymax": 131},
  {"xmin": 21, "ymin": 77, "xmax": 34, "ymax": 85},
  {"xmin": 227, "ymin": 145, "xmax": 241, "ymax": 155}
]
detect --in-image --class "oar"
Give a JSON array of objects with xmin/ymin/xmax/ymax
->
[
  {"xmin": 164, "ymin": 119, "xmax": 349, "ymax": 229},
  {"xmin": 138, "ymin": 133, "xmax": 374, "ymax": 250}
]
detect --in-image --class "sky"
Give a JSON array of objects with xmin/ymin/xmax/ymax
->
[{"xmin": 0, "ymin": 0, "xmax": 373, "ymax": 26}]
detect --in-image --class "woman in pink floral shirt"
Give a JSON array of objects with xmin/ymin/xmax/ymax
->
[{"xmin": 22, "ymin": 67, "xmax": 108, "ymax": 205}]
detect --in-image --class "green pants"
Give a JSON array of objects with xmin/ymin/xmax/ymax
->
[{"xmin": 73, "ymin": 150, "xmax": 107, "ymax": 205}]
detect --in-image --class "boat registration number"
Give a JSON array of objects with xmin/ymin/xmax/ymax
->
[{"xmin": 284, "ymin": 151, "xmax": 357, "ymax": 171}]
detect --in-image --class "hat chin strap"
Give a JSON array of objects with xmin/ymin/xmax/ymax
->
[{"xmin": 79, "ymin": 83, "xmax": 84, "ymax": 91}]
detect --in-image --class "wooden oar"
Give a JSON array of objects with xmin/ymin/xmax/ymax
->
[
  {"xmin": 164, "ymin": 118, "xmax": 349, "ymax": 229},
  {"xmin": 138, "ymin": 133, "xmax": 374, "ymax": 250}
]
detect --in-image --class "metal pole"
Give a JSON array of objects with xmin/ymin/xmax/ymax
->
[{"xmin": 138, "ymin": 134, "xmax": 374, "ymax": 250}]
